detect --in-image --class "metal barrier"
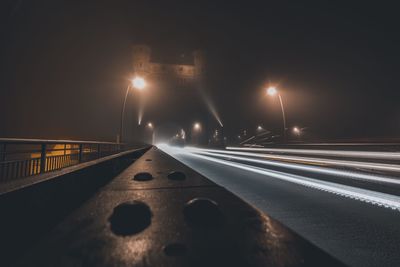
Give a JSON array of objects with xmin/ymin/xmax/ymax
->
[{"xmin": 0, "ymin": 138, "xmax": 132, "ymax": 183}]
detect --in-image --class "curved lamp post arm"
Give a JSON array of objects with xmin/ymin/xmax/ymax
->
[
  {"xmin": 119, "ymin": 85, "xmax": 131, "ymax": 143},
  {"xmin": 278, "ymin": 94, "xmax": 287, "ymax": 141}
]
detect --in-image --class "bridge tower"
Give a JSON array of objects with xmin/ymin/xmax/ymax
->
[
  {"xmin": 132, "ymin": 45, "xmax": 151, "ymax": 76},
  {"xmin": 193, "ymin": 50, "xmax": 205, "ymax": 78}
]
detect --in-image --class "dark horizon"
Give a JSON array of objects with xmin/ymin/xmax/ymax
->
[{"xmin": 1, "ymin": 1, "xmax": 400, "ymax": 142}]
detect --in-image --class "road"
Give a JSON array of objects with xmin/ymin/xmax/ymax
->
[{"xmin": 158, "ymin": 144, "xmax": 400, "ymax": 267}]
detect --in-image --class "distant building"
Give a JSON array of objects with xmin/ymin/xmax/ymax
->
[
  {"xmin": 130, "ymin": 45, "xmax": 208, "ymax": 145},
  {"xmin": 132, "ymin": 45, "xmax": 204, "ymax": 86}
]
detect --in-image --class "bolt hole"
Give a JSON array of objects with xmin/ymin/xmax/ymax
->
[
  {"xmin": 145, "ymin": 159, "xmax": 152, "ymax": 162},
  {"xmin": 183, "ymin": 198, "xmax": 223, "ymax": 228},
  {"xmin": 163, "ymin": 242, "xmax": 187, "ymax": 257},
  {"xmin": 133, "ymin": 172, "xmax": 153, "ymax": 181},
  {"xmin": 109, "ymin": 201, "xmax": 152, "ymax": 236},
  {"xmin": 167, "ymin": 171, "xmax": 186, "ymax": 181}
]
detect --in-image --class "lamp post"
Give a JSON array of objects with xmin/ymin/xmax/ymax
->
[
  {"xmin": 192, "ymin": 122, "xmax": 202, "ymax": 145},
  {"xmin": 293, "ymin": 126, "xmax": 300, "ymax": 136},
  {"xmin": 266, "ymin": 86, "xmax": 287, "ymax": 142},
  {"xmin": 147, "ymin": 122, "xmax": 154, "ymax": 144},
  {"xmin": 119, "ymin": 77, "xmax": 146, "ymax": 143}
]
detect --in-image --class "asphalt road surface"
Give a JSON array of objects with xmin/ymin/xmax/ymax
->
[{"xmin": 158, "ymin": 144, "xmax": 400, "ymax": 267}]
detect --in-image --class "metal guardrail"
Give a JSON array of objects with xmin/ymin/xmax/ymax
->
[{"xmin": 0, "ymin": 138, "xmax": 132, "ymax": 183}]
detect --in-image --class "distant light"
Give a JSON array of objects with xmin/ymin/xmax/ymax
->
[
  {"xmin": 147, "ymin": 122, "xmax": 153, "ymax": 128},
  {"xmin": 132, "ymin": 77, "xmax": 146, "ymax": 90},
  {"xmin": 293, "ymin": 127, "xmax": 300, "ymax": 134},
  {"xmin": 267, "ymin": 86, "xmax": 277, "ymax": 96},
  {"xmin": 257, "ymin": 125, "xmax": 263, "ymax": 131},
  {"xmin": 193, "ymin": 122, "xmax": 201, "ymax": 131}
]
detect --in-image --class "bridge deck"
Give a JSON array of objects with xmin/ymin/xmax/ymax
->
[{"xmin": 5, "ymin": 147, "xmax": 343, "ymax": 267}]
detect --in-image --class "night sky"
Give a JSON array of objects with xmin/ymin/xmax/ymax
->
[{"xmin": 1, "ymin": 1, "xmax": 399, "ymax": 141}]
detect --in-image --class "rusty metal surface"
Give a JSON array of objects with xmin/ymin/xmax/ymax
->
[
  {"xmin": 0, "ymin": 147, "xmax": 150, "ymax": 266},
  {"xmin": 14, "ymin": 147, "xmax": 345, "ymax": 267}
]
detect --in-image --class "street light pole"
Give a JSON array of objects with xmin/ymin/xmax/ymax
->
[
  {"xmin": 267, "ymin": 86, "xmax": 287, "ymax": 142},
  {"xmin": 119, "ymin": 84, "xmax": 131, "ymax": 143},
  {"xmin": 119, "ymin": 77, "xmax": 146, "ymax": 144},
  {"xmin": 278, "ymin": 93, "xmax": 287, "ymax": 141},
  {"xmin": 146, "ymin": 122, "xmax": 154, "ymax": 145}
]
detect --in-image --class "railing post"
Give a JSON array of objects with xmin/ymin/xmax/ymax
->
[
  {"xmin": 78, "ymin": 144, "xmax": 83, "ymax": 163},
  {"xmin": 1, "ymin": 143, "xmax": 6, "ymax": 162},
  {"xmin": 40, "ymin": 144, "xmax": 46, "ymax": 173}
]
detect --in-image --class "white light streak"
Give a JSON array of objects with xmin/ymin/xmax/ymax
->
[
  {"xmin": 187, "ymin": 148, "xmax": 400, "ymax": 173},
  {"xmin": 187, "ymin": 149, "xmax": 400, "ymax": 186},
  {"xmin": 158, "ymin": 145, "xmax": 400, "ymax": 211},
  {"xmin": 226, "ymin": 146, "xmax": 400, "ymax": 161}
]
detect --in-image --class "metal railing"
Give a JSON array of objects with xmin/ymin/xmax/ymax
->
[{"xmin": 0, "ymin": 138, "xmax": 132, "ymax": 183}]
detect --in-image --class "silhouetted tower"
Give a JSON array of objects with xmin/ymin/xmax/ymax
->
[
  {"xmin": 132, "ymin": 45, "xmax": 151, "ymax": 75},
  {"xmin": 193, "ymin": 50, "xmax": 205, "ymax": 78}
]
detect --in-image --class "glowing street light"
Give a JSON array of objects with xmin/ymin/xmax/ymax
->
[
  {"xmin": 267, "ymin": 86, "xmax": 277, "ymax": 96},
  {"xmin": 266, "ymin": 86, "xmax": 287, "ymax": 141},
  {"xmin": 257, "ymin": 125, "xmax": 263, "ymax": 131},
  {"xmin": 146, "ymin": 122, "xmax": 155, "ymax": 144},
  {"xmin": 293, "ymin": 126, "xmax": 300, "ymax": 135},
  {"xmin": 132, "ymin": 77, "xmax": 146, "ymax": 90},
  {"xmin": 193, "ymin": 122, "xmax": 201, "ymax": 131},
  {"xmin": 119, "ymin": 77, "xmax": 146, "ymax": 143},
  {"xmin": 192, "ymin": 122, "xmax": 202, "ymax": 145}
]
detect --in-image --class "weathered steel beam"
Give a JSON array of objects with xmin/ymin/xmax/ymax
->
[
  {"xmin": 9, "ymin": 147, "xmax": 345, "ymax": 266},
  {"xmin": 0, "ymin": 147, "xmax": 151, "ymax": 266}
]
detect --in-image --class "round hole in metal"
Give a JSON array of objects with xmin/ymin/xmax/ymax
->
[
  {"xmin": 133, "ymin": 172, "xmax": 153, "ymax": 181},
  {"xmin": 167, "ymin": 171, "xmax": 186, "ymax": 181},
  {"xmin": 183, "ymin": 198, "xmax": 223, "ymax": 228},
  {"xmin": 163, "ymin": 242, "xmax": 187, "ymax": 257},
  {"xmin": 109, "ymin": 201, "xmax": 152, "ymax": 236}
]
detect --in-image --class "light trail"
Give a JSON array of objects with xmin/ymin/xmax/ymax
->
[
  {"xmin": 185, "ymin": 147, "xmax": 400, "ymax": 173},
  {"xmin": 287, "ymin": 143, "xmax": 400, "ymax": 146},
  {"xmin": 158, "ymin": 145, "xmax": 400, "ymax": 211},
  {"xmin": 186, "ymin": 149, "xmax": 400, "ymax": 186},
  {"xmin": 226, "ymin": 146, "xmax": 400, "ymax": 161}
]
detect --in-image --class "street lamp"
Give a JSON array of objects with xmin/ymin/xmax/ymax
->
[
  {"xmin": 192, "ymin": 122, "xmax": 202, "ymax": 145},
  {"xmin": 293, "ymin": 126, "xmax": 300, "ymax": 135},
  {"xmin": 257, "ymin": 125, "xmax": 263, "ymax": 131},
  {"xmin": 132, "ymin": 77, "xmax": 146, "ymax": 90},
  {"xmin": 193, "ymin": 122, "xmax": 201, "ymax": 131},
  {"xmin": 119, "ymin": 76, "xmax": 146, "ymax": 143},
  {"xmin": 266, "ymin": 86, "xmax": 287, "ymax": 141},
  {"xmin": 146, "ymin": 122, "xmax": 154, "ymax": 144}
]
